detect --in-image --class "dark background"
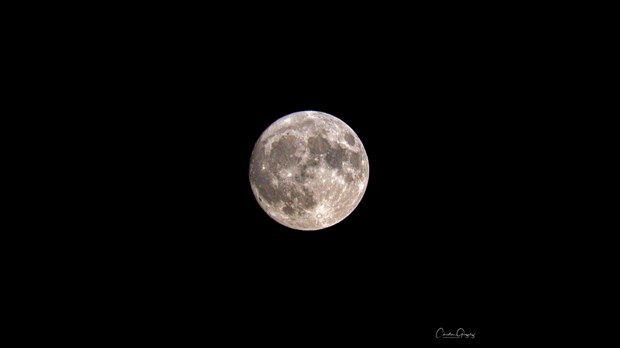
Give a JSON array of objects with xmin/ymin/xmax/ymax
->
[{"xmin": 70, "ymin": 5, "xmax": 564, "ymax": 345}]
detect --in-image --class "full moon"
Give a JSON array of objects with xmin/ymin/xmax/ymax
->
[{"xmin": 249, "ymin": 110, "xmax": 369, "ymax": 230}]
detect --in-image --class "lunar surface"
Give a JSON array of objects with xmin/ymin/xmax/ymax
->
[{"xmin": 249, "ymin": 111, "xmax": 369, "ymax": 230}]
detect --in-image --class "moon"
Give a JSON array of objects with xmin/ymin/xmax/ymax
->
[{"xmin": 249, "ymin": 110, "xmax": 369, "ymax": 230}]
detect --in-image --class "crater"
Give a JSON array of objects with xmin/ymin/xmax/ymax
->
[
  {"xmin": 345, "ymin": 133, "xmax": 355, "ymax": 146},
  {"xmin": 283, "ymin": 206, "xmax": 295, "ymax": 215}
]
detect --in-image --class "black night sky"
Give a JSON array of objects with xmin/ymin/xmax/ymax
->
[{"xmin": 89, "ymin": 6, "xmax": 556, "ymax": 345}]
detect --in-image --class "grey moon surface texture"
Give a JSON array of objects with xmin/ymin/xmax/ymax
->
[{"xmin": 249, "ymin": 111, "xmax": 369, "ymax": 230}]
